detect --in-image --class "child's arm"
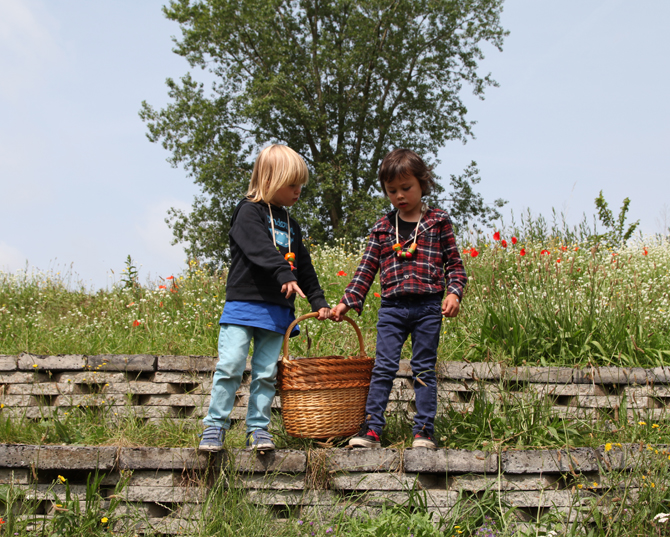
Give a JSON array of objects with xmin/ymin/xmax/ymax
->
[
  {"xmin": 332, "ymin": 232, "xmax": 381, "ymax": 321},
  {"xmin": 294, "ymin": 225, "xmax": 330, "ymax": 318},
  {"xmin": 440, "ymin": 214, "xmax": 467, "ymax": 315}
]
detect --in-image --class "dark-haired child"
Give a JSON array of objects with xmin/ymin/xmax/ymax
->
[{"xmin": 331, "ymin": 148, "xmax": 467, "ymax": 449}]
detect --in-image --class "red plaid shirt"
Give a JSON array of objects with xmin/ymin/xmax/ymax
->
[{"xmin": 342, "ymin": 207, "xmax": 467, "ymax": 314}]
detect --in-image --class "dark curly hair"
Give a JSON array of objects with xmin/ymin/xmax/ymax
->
[{"xmin": 378, "ymin": 148, "xmax": 436, "ymax": 196}]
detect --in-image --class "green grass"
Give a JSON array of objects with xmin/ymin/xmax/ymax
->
[{"xmin": 2, "ymin": 236, "xmax": 670, "ymax": 367}]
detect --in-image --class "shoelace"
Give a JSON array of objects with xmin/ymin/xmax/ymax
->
[{"xmin": 250, "ymin": 430, "xmax": 273, "ymax": 442}]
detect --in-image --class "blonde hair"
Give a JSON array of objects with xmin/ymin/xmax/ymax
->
[{"xmin": 246, "ymin": 144, "xmax": 309, "ymax": 203}]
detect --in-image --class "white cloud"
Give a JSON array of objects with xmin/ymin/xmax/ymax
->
[
  {"xmin": 0, "ymin": 241, "xmax": 28, "ymax": 272},
  {"xmin": 0, "ymin": 0, "xmax": 63, "ymax": 100}
]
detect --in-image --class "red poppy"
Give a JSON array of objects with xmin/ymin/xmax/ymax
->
[
  {"xmin": 170, "ymin": 288, "xmax": 178, "ymax": 293},
  {"xmin": 463, "ymin": 248, "xmax": 471, "ymax": 255},
  {"xmin": 166, "ymin": 276, "xmax": 174, "ymax": 280},
  {"xmin": 132, "ymin": 320, "xmax": 141, "ymax": 327},
  {"xmin": 374, "ymin": 292, "xmax": 381, "ymax": 298},
  {"xmin": 0, "ymin": 518, "xmax": 4, "ymax": 525},
  {"xmin": 574, "ymin": 247, "xmax": 579, "ymax": 251},
  {"xmin": 501, "ymin": 240, "xmax": 508, "ymax": 248},
  {"xmin": 470, "ymin": 249, "xmax": 479, "ymax": 258},
  {"xmin": 159, "ymin": 302, "xmax": 163, "ymax": 308},
  {"xmin": 493, "ymin": 231, "xmax": 501, "ymax": 241},
  {"xmin": 519, "ymin": 248, "xmax": 526, "ymax": 256},
  {"xmin": 337, "ymin": 270, "xmax": 347, "ymax": 276},
  {"xmin": 511, "ymin": 236, "xmax": 517, "ymax": 245},
  {"xmin": 159, "ymin": 285, "xmax": 167, "ymax": 290},
  {"xmin": 556, "ymin": 258, "xmax": 561, "ymax": 263},
  {"xmin": 643, "ymin": 247, "xmax": 648, "ymax": 256},
  {"xmin": 540, "ymin": 249, "xmax": 550, "ymax": 255},
  {"xmin": 561, "ymin": 246, "xmax": 567, "ymax": 251}
]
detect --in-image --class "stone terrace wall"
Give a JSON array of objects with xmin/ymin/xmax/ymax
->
[
  {"xmin": 1, "ymin": 354, "xmax": 670, "ymax": 534},
  {"xmin": 2, "ymin": 353, "xmax": 670, "ymax": 423},
  {"xmin": 0, "ymin": 443, "xmax": 666, "ymax": 534}
]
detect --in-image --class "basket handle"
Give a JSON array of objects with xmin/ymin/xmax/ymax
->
[{"xmin": 281, "ymin": 312, "xmax": 367, "ymax": 363}]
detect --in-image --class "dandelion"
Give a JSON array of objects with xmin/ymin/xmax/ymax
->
[
  {"xmin": 101, "ymin": 517, "xmax": 108, "ymax": 524},
  {"xmin": 577, "ymin": 484, "xmax": 583, "ymax": 489},
  {"xmin": 605, "ymin": 443, "xmax": 612, "ymax": 451},
  {"xmin": 652, "ymin": 423, "xmax": 660, "ymax": 428},
  {"xmin": 32, "ymin": 364, "xmax": 38, "ymax": 368}
]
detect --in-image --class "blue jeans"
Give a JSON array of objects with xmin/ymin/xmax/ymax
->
[
  {"xmin": 203, "ymin": 324, "xmax": 284, "ymax": 434},
  {"xmin": 365, "ymin": 296, "xmax": 443, "ymax": 437}
]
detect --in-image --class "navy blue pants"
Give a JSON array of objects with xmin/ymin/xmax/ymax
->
[{"xmin": 365, "ymin": 295, "xmax": 443, "ymax": 437}]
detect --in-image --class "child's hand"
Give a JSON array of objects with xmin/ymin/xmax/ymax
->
[
  {"xmin": 330, "ymin": 303, "xmax": 350, "ymax": 322},
  {"xmin": 316, "ymin": 307, "xmax": 331, "ymax": 321},
  {"xmin": 442, "ymin": 294, "xmax": 460, "ymax": 317},
  {"xmin": 281, "ymin": 281, "xmax": 306, "ymax": 299}
]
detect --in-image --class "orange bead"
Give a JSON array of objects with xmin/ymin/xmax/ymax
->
[{"xmin": 392, "ymin": 243, "xmax": 402, "ymax": 252}]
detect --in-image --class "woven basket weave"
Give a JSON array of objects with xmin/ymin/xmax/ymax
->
[{"xmin": 278, "ymin": 312, "xmax": 374, "ymax": 439}]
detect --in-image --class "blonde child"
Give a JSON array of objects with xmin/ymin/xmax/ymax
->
[
  {"xmin": 199, "ymin": 145, "xmax": 330, "ymax": 452},
  {"xmin": 331, "ymin": 148, "xmax": 467, "ymax": 449}
]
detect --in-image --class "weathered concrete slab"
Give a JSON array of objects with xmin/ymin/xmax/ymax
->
[
  {"xmin": 649, "ymin": 367, "xmax": 670, "ymax": 384},
  {"xmin": 104, "ymin": 382, "xmax": 181, "ymax": 395},
  {"xmin": 118, "ymin": 447, "xmax": 210, "ymax": 470},
  {"xmin": 0, "ymin": 445, "xmax": 116, "ymax": 470},
  {"xmin": 449, "ymin": 473, "xmax": 559, "ymax": 492},
  {"xmin": 89, "ymin": 355, "xmax": 156, "ymax": 372},
  {"xmin": 157, "ymin": 356, "xmax": 218, "ymax": 372},
  {"xmin": 404, "ymin": 449, "xmax": 497, "ymax": 474},
  {"xmin": 573, "ymin": 367, "xmax": 647, "ymax": 385},
  {"xmin": 0, "ymin": 371, "xmax": 47, "ymax": 383},
  {"xmin": 0, "ymin": 468, "xmax": 30, "ymax": 484},
  {"xmin": 237, "ymin": 473, "xmax": 305, "ymax": 490},
  {"xmin": 331, "ymin": 472, "xmax": 438, "ymax": 491},
  {"xmin": 504, "ymin": 367, "xmax": 574, "ymax": 384},
  {"xmin": 247, "ymin": 489, "xmax": 337, "ymax": 506},
  {"xmin": 596, "ymin": 443, "xmax": 670, "ymax": 470},
  {"xmin": 327, "ymin": 448, "xmax": 401, "ymax": 473},
  {"xmin": 503, "ymin": 489, "xmax": 595, "ymax": 508},
  {"xmin": 120, "ymin": 486, "xmax": 207, "ymax": 503},
  {"xmin": 227, "ymin": 449, "xmax": 306, "ymax": 473},
  {"xmin": 18, "ymin": 354, "xmax": 86, "ymax": 371},
  {"xmin": 503, "ymin": 448, "xmax": 598, "ymax": 474},
  {"xmin": 0, "ymin": 356, "xmax": 17, "ymax": 371}
]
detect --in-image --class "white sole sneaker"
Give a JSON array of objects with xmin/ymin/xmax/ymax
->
[
  {"xmin": 349, "ymin": 436, "xmax": 381, "ymax": 448},
  {"xmin": 412, "ymin": 438, "xmax": 437, "ymax": 449}
]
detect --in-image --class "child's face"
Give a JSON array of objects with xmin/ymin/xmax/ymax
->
[
  {"xmin": 385, "ymin": 174, "xmax": 423, "ymax": 219},
  {"xmin": 269, "ymin": 183, "xmax": 303, "ymax": 207}
]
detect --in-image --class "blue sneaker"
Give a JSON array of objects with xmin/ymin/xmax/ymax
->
[
  {"xmin": 199, "ymin": 426, "xmax": 225, "ymax": 452},
  {"xmin": 246, "ymin": 429, "xmax": 275, "ymax": 451}
]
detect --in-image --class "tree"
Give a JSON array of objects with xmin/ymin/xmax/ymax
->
[{"xmin": 141, "ymin": 0, "xmax": 508, "ymax": 267}]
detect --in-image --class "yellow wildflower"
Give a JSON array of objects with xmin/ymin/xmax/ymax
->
[
  {"xmin": 605, "ymin": 443, "xmax": 612, "ymax": 452},
  {"xmin": 652, "ymin": 424, "xmax": 660, "ymax": 429},
  {"xmin": 58, "ymin": 475, "xmax": 66, "ymax": 483},
  {"xmin": 639, "ymin": 421, "xmax": 647, "ymax": 426},
  {"xmin": 101, "ymin": 517, "xmax": 108, "ymax": 524}
]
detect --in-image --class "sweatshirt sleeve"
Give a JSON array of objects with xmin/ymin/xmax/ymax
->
[
  {"xmin": 294, "ymin": 225, "xmax": 329, "ymax": 312},
  {"xmin": 341, "ymin": 232, "xmax": 381, "ymax": 314},
  {"xmin": 229, "ymin": 202, "xmax": 297, "ymax": 286}
]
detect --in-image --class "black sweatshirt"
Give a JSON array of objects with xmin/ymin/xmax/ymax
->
[{"xmin": 225, "ymin": 199, "xmax": 329, "ymax": 313}]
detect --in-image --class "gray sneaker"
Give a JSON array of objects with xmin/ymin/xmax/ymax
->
[
  {"xmin": 246, "ymin": 429, "xmax": 275, "ymax": 451},
  {"xmin": 199, "ymin": 426, "xmax": 225, "ymax": 452}
]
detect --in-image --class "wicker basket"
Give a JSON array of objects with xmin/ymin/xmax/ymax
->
[{"xmin": 278, "ymin": 312, "xmax": 374, "ymax": 439}]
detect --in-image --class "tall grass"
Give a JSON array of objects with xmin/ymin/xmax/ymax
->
[{"xmin": 2, "ymin": 231, "xmax": 670, "ymax": 368}]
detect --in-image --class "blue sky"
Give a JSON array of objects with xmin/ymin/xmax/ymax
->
[{"xmin": 1, "ymin": 0, "xmax": 669, "ymax": 289}]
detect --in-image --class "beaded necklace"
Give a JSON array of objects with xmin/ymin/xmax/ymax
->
[
  {"xmin": 268, "ymin": 204, "xmax": 296, "ymax": 270},
  {"xmin": 392, "ymin": 204, "xmax": 425, "ymax": 259}
]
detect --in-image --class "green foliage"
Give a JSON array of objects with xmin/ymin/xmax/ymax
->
[
  {"xmin": 445, "ymin": 161, "xmax": 507, "ymax": 234},
  {"xmin": 119, "ymin": 255, "xmax": 139, "ymax": 290},
  {"xmin": 594, "ymin": 190, "xmax": 640, "ymax": 246},
  {"xmin": 141, "ymin": 0, "xmax": 508, "ymax": 267}
]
